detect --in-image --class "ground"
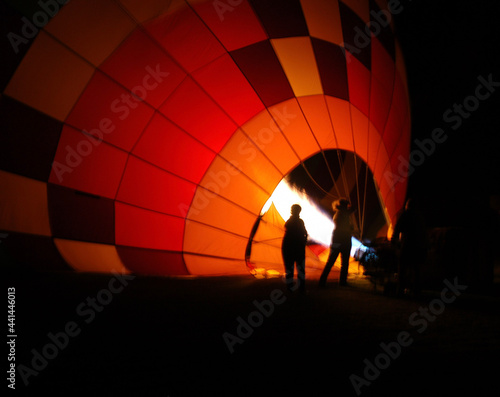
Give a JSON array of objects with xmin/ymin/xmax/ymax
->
[{"xmin": 8, "ymin": 269, "xmax": 500, "ymax": 397}]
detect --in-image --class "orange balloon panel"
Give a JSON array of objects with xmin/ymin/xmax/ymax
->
[
  {"xmin": 0, "ymin": 171, "xmax": 51, "ymax": 236},
  {"xmin": 271, "ymin": 99, "xmax": 322, "ymax": 159},
  {"xmin": 195, "ymin": 158, "xmax": 269, "ymax": 217},
  {"xmin": 219, "ymin": 129, "xmax": 283, "ymax": 194},
  {"xmin": 4, "ymin": 30, "xmax": 94, "ymax": 121},
  {"xmin": 184, "ymin": 255, "xmax": 249, "ymax": 276},
  {"xmin": 326, "ymin": 97, "xmax": 355, "ymax": 152},
  {"xmin": 350, "ymin": 105, "xmax": 370, "ymax": 162},
  {"xmin": 183, "ymin": 223, "xmax": 249, "ymax": 261},
  {"xmin": 248, "ymin": 203, "xmax": 285, "ymax": 271},
  {"xmin": 54, "ymin": 239, "xmax": 130, "ymax": 274},
  {"xmin": 187, "ymin": 193, "xmax": 260, "ymax": 238},
  {"xmin": 271, "ymin": 37, "xmax": 324, "ymax": 97},
  {"xmin": 300, "ymin": 0, "xmax": 343, "ymax": 45},
  {"xmin": 297, "ymin": 96, "xmax": 337, "ymax": 149},
  {"xmin": 238, "ymin": 108, "xmax": 300, "ymax": 175},
  {"xmin": 1, "ymin": 0, "xmax": 410, "ymax": 276}
]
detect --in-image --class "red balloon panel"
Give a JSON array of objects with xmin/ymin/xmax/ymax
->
[
  {"xmin": 117, "ymin": 246, "xmax": 189, "ymax": 276},
  {"xmin": 192, "ymin": 53, "xmax": 265, "ymax": 126},
  {"xmin": 382, "ymin": 101, "xmax": 405, "ymax": 159},
  {"xmin": 371, "ymin": 36, "xmax": 395, "ymax": 94},
  {"xmin": 49, "ymin": 125, "xmax": 128, "ymax": 198},
  {"xmin": 66, "ymin": 71, "xmax": 155, "ymax": 152},
  {"xmin": 132, "ymin": 113, "xmax": 216, "ymax": 184},
  {"xmin": 145, "ymin": 5, "xmax": 226, "ymax": 73},
  {"xmin": 346, "ymin": 55, "xmax": 371, "ymax": 117},
  {"xmin": 99, "ymin": 29, "xmax": 187, "ymax": 109},
  {"xmin": 116, "ymin": 155, "xmax": 196, "ymax": 217},
  {"xmin": 115, "ymin": 202, "xmax": 185, "ymax": 251},
  {"xmin": 188, "ymin": 0, "xmax": 267, "ymax": 51},
  {"xmin": 370, "ymin": 77, "xmax": 393, "ymax": 136},
  {"xmin": 159, "ymin": 77, "xmax": 237, "ymax": 152}
]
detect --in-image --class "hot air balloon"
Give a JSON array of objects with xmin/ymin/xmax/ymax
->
[{"xmin": 0, "ymin": 0, "xmax": 410, "ymax": 276}]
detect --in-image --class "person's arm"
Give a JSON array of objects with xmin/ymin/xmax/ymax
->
[{"xmin": 391, "ymin": 213, "xmax": 405, "ymax": 245}]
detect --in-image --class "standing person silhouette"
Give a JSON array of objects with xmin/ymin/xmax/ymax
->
[
  {"xmin": 391, "ymin": 198, "xmax": 427, "ymax": 296},
  {"xmin": 282, "ymin": 204, "xmax": 308, "ymax": 292},
  {"xmin": 319, "ymin": 199, "xmax": 355, "ymax": 287}
]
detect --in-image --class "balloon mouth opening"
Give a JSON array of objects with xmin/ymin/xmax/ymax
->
[
  {"xmin": 246, "ymin": 150, "xmax": 388, "ymax": 277},
  {"xmin": 261, "ymin": 149, "xmax": 388, "ymax": 246}
]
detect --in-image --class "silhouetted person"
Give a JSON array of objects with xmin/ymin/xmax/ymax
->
[
  {"xmin": 391, "ymin": 198, "xmax": 427, "ymax": 296},
  {"xmin": 282, "ymin": 204, "xmax": 308, "ymax": 292},
  {"xmin": 319, "ymin": 199, "xmax": 355, "ymax": 287}
]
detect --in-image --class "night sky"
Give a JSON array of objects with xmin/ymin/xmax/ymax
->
[{"xmin": 392, "ymin": 0, "xmax": 500, "ymax": 222}]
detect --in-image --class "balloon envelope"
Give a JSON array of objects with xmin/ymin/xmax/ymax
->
[{"xmin": 0, "ymin": 0, "xmax": 410, "ymax": 276}]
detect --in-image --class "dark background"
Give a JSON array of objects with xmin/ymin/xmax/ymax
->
[{"xmin": 393, "ymin": 0, "xmax": 500, "ymax": 226}]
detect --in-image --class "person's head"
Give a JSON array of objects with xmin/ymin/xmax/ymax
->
[
  {"xmin": 333, "ymin": 198, "xmax": 350, "ymax": 211},
  {"xmin": 405, "ymin": 198, "xmax": 416, "ymax": 211},
  {"xmin": 291, "ymin": 204, "xmax": 302, "ymax": 216}
]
